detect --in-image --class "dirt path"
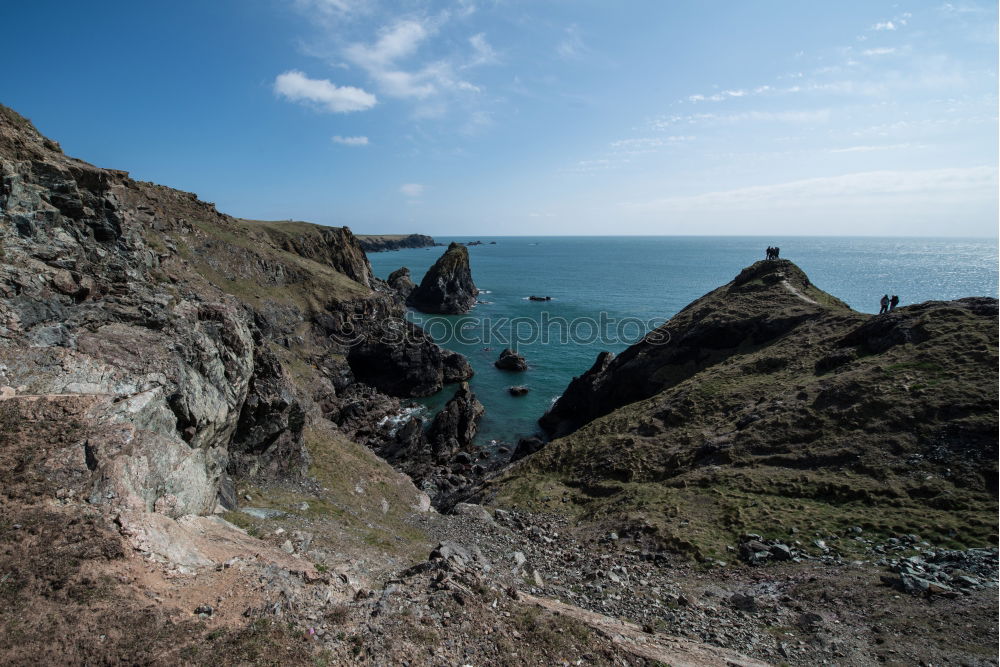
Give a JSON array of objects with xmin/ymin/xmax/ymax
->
[
  {"xmin": 780, "ymin": 279, "xmax": 819, "ymax": 305},
  {"xmin": 520, "ymin": 592, "xmax": 771, "ymax": 667}
]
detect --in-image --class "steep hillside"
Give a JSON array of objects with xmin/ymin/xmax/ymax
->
[
  {"xmin": 0, "ymin": 104, "xmax": 478, "ymax": 661},
  {"xmin": 489, "ymin": 259, "xmax": 998, "ymax": 559}
]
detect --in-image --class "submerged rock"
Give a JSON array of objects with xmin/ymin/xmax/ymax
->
[
  {"xmin": 508, "ymin": 385, "xmax": 529, "ymax": 396},
  {"xmin": 407, "ymin": 242, "xmax": 478, "ymax": 314}
]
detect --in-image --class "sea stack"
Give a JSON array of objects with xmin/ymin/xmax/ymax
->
[{"xmin": 407, "ymin": 242, "xmax": 478, "ymax": 314}]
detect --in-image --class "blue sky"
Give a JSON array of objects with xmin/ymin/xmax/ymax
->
[{"xmin": 2, "ymin": 1, "xmax": 996, "ymax": 236}]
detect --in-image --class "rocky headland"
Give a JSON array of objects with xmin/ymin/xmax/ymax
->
[
  {"xmin": 356, "ymin": 233, "xmax": 437, "ymax": 252},
  {"xmin": 406, "ymin": 241, "xmax": 479, "ymax": 314},
  {"xmin": 487, "ymin": 259, "xmax": 997, "ymax": 562}
]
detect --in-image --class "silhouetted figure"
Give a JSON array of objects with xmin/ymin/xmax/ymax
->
[
  {"xmin": 889, "ymin": 295, "xmax": 899, "ymax": 311},
  {"xmin": 879, "ymin": 294, "xmax": 889, "ymax": 314},
  {"xmin": 774, "ymin": 246, "xmax": 780, "ymax": 258}
]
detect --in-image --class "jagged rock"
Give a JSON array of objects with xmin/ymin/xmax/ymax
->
[
  {"xmin": 426, "ymin": 382, "xmax": 484, "ymax": 458},
  {"xmin": 407, "ymin": 242, "xmax": 478, "ymax": 314},
  {"xmin": 494, "ymin": 348, "xmax": 527, "ymax": 372},
  {"xmin": 508, "ymin": 385, "xmax": 529, "ymax": 396},
  {"xmin": 442, "ymin": 349, "xmax": 474, "ymax": 384},
  {"xmin": 387, "ymin": 266, "xmax": 416, "ymax": 299}
]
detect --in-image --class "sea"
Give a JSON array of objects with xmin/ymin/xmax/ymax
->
[{"xmin": 367, "ymin": 236, "xmax": 999, "ymax": 447}]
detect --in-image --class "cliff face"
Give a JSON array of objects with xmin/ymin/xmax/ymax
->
[
  {"xmin": 407, "ymin": 242, "xmax": 478, "ymax": 314},
  {"xmin": 491, "ymin": 259, "xmax": 998, "ymax": 559},
  {"xmin": 0, "ymin": 105, "xmax": 467, "ymax": 562},
  {"xmin": 357, "ymin": 233, "xmax": 437, "ymax": 252}
]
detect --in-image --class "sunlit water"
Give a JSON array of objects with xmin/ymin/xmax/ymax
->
[{"xmin": 367, "ymin": 236, "xmax": 998, "ymax": 447}]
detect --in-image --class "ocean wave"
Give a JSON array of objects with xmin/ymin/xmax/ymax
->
[{"xmin": 377, "ymin": 405, "xmax": 426, "ymax": 436}]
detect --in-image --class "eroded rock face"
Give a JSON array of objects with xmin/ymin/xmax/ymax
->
[
  {"xmin": 0, "ymin": 105, "xmax": 471, "ymax": 527},
  {"xmin": 407, "ymin": 242, "xmax": 478, "ymax": 314}
]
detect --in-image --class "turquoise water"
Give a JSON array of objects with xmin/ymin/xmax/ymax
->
[{"xmin": 368, "ymin": 236, "xmax": 999, "ymax": 446}]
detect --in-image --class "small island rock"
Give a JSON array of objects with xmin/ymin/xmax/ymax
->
[{"xmin": 495, "ymin": 348, "xmax": 528, "ymax": 372}]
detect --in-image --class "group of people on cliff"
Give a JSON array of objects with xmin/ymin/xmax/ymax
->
[
  {"xmin": 765, "ymin": 246, "xmax": 780, "ymax": 260},
  {"xmin": 879, "ymin": 294, "xmax": 900, "ymax": 314}
]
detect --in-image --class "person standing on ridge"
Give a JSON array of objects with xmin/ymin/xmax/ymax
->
[
  {"xmin": 890, "ymin": 295, "xmax": 900, "ymax": 311},
  {"xmin": 879, "ymin": 294, "xmax": 890, "ymax": 314}
]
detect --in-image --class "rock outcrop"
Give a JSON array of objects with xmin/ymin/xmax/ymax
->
[
  {"xmin": 386, "ymin": 266, "xmax": 416, "ymax": 299},
  {"xmin": 374, "ymin": 382, "xmax": 486, "ymax": 502},
  {"xmin": 495, "ymin": 348, "xmax": 528, "ymax": 372},
  {"xmin": 357, "ymin": 233, "xmax": 437, "ymax": 252},
  {"xmin": 407, "ymin": 242, "xmax": 478, "ymax": 314}
]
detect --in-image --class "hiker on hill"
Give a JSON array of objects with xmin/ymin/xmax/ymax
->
[
  {"xmin": 765, "ymin": 246, "xmax": 773, "ymax": 260},
  {"xmin": 889, "ymin": 295, "xmax": 899, "ymax": 311},
  {"xmin": 773, "ymin": 246, "xmax": 780, "ymax": 258},
  {"xmin": 879, "ymin": 294, "xmax": 890, "ymax": 314}
]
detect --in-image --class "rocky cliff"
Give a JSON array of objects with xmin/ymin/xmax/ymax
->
[
  {"xmin": 489, "ymin": 259, "xmax": 998, "ymax": 560},
  {"xmin": 0, "ymin": 103, "xmax": 474, "ymax": 565},
  {"xmin": 407, "ymin": 242, "xmax": 479, "ymax": 314},
  {"xmin": 357, "ymin": 233, "xmax": 437, "ymax": 252}
]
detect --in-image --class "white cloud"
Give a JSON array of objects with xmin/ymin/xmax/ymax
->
[
  {"xmin": 863, "ymin": 47, "xmax": 897, "ymax": 56},
  {"xmin": 873, "ymin": 21, "xmax": 896, "ymax": 30},
  {"xmin": 294, "ymin": 0, "xmax": 372, "ymax": 19},
  {"xmin": 346, "ymin": 20, "xmax": 429, "ymax": 70},
  {"xmin": 556, "ymin": 24, "xmax": 587, "ymax": 60},
  {"xmin": 686, "ymin": 89, "xmax": 749, "ymax": 103},
  {"xmin": 400, "ymin": 183, "xmax": 424, "ymax": 197},
  {"xmin": 468, "ymin": 33, "xmax": 498, "ymax": 66},
  {"xmin": 651, "ymin": 109, "xmax": 831, "ymax": 129},
  {"xmin": 331, "ymin": 135, "xmax": 369, "ymax": 146},
  {"xmin": 274, "ymin": 70, "xmax": 377, "ymax": 112},
  {"xmin": 343, "ymin": 19, "xmax": 480, "ymax": 101},
  {"xmin": 829, "ymin": 143, "xmax": 913, "ymax": 153},
  {"xmin": 626, "ymin": 167, "xmax": 997, "ymax": 212}
]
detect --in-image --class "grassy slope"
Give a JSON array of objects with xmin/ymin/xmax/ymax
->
[{"xmin": 490, "ymin": 264, "xmax": 998, "ymax": 560}]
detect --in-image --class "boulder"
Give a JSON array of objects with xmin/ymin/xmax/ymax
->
[
  {"xmin": 508, "ymin": 385, "xmax": 529, "ymax": 396},
  {"xmin": 407, "ymin": 242, "xmax": 478, "ymax": 314},
  {"xmin": 495, "ymin": 348, "xmax": 528, "ymax": 372},
  {"xmin": 510, "ymin": 436, "xmax": 545, "ymax": 462}
]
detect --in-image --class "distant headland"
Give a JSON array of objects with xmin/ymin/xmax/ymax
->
[{"xmin": 357, "ymin": 233, "xmax": 438, "ymax": 252}]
